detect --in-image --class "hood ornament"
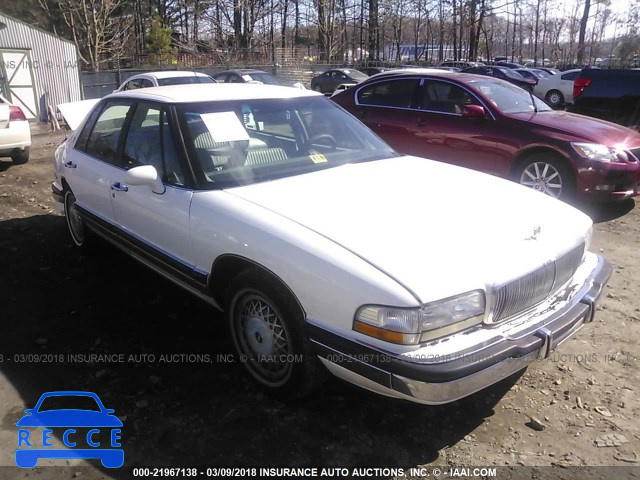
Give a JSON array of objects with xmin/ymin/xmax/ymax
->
[{"xmin": 526, "ymin": 226, "xmax": 541, "ymax": 241}]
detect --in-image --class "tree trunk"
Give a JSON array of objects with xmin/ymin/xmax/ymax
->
[{"xmin": 576, "ymin": 0, "xmax": 591, "ymax": 64}]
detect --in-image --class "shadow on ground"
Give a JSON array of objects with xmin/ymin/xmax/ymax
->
[
  {"xmin": 0, "ymin": 214, "xmax": 518, "ymax": 476},
  {"xmin": 577, "ymin": 198, "xmax": 636, "ymax": 224}
]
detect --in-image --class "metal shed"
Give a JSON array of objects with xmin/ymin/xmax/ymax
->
[{"xmin": 0, "ymin": 11, "xmax": 82, "ymax": 121}]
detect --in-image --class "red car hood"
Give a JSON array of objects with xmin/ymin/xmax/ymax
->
[{"xmin": 508, "ymin": 110, "xmax": 640, "ymax": 147}]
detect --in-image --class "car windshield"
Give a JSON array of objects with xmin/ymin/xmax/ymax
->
[
  {"xmin": 471, "ymin": 80, "xmax": 551, "ymax": 114},
  {"xmin": 345, "ymin": 70, "xmax": 369, "ymax": 81},
  {"xmin": 38, "ymin": 395, "xmax": 101, "ymax": 412},
  {"xmin": 178, "ymin": 96, "xmax": 396, "ymax": 189},
  {"xmin": 246, "ymin": 73, "xmax": 280, "ymax": 85},
  {"xmin": 158, "ymin": 76, "xmax": 215, "ymax": 86}
]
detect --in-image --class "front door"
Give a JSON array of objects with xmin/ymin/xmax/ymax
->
[
  {"xmin": 409, "ymin": 79, "xmax": 502, "ymax": 174},
  {"xmin": 109, "ymin": 102, "xmax": 195, "ymax": 269}
]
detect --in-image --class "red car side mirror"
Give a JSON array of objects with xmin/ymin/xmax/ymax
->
[{"xmin": 462, "ymin": 105, "xmax": 487, "ymax": 119}]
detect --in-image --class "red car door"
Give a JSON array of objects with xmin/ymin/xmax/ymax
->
[
  {"xmin": 346, "ymin": 77, "xmax": 422, "ymax": 150},
  {"xmin": 406, "ymin": 79, "xmax": 502, "ymax": 175}
]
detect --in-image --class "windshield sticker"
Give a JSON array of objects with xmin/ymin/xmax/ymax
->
[
  {"xmin": 200, "ymin": 112, "xmax": 250, "ymax": 143},
  {"xmin": 309, "ymin": 153, "xmax": 328, "ymax": 164}
]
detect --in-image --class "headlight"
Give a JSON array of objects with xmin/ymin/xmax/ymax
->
[
  {"xmin": 354, "ymin": 290, "xmax": 485, "ymax": 345},
  {"xmin": 571, "ymin": 143, "xmax": 617, "ymax": 162}
]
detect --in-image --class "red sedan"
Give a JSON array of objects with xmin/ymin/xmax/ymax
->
[{"xmin": 331, "ymin": 70, "xmax": 640, "ymax": 202}]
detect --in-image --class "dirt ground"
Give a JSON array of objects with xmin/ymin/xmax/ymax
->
[{"xmin": 1, "ymin": 127, "xmax": 639, "ymax": 480}]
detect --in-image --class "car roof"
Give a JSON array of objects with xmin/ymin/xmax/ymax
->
[
  {"xmin": 362, "ymin": 69, "xmax": 512, "ymax": 86},
  {"xmin": 127, "ymin": 70, "xmax": 211, "ymax": 80},
  {"xmin": 106, "ymin": 83, "xmax": 321, "ymax": 103}
]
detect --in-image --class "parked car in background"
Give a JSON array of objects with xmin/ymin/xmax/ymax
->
[
  {"xmin": 570, "ymin": 68, "xmax": 640, "ymax": 130},
  {"xmin": 331, "ymin": 70, "xmax": 640, "ymax": 202},
  {"xmin": 52, "ymin": 83, "xmax": 611, "ymax": 405},
  {"xmin": 359, "ymin": 67, "xmax": 389, "ymax": 76},
  {"xmin": 310, "ymin": 68, "xmax": 369, "ymax": 94},
  {"xmin": 535, "ymin": 67, "xmax": 561, "ymax": 76},
  {"xmin": 115, "ymin": 71, "xmax": 216, "ymax": 91},
  {"xmin": 212, "ymin": 69, "xmax": 280, "ymax": 85},
  {"xmin": 515, "ymin": 68, "xmax": 550, "ymax": 79},
  {"xmin": 495, "ymin": 61, "xmax": 523, "ymax": 69},
  {"xmin": 432, "ymin": 66, "xmax": 462, "ymax": 72},
  {"xmin": 533, "ymin": 68, "xmax": 581, "ymax": 108},
  {"xmin": 462, "ymin": 66, "xmax": 537, "ymax": 92},
  {"xmin": 0, "ymin": 94, "xmax": 31, "ymax": 164},
  {"xmin": 439, "ymin": 61, "xmax": 483, "ymax": 69}
]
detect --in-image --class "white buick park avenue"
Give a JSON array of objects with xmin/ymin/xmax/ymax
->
[{"xmin": 52, "ymin": 84, "xmax": 611, "ymax": 404}]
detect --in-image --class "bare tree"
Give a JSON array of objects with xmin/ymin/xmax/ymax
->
[{"xmin": 57, "ymin": 0, "xmax": 132, "ymax": 70}]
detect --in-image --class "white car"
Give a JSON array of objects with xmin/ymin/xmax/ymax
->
[
  {"xmin": 52, "ymin": 84, "xmax": 611, "ymax": 404},
  {"xmin": 115, "ymin": 71, "xmax": 216, "ymax": 91},
  {"xmin": 0, "ymin": 95, "xmax": 31, "ymax": 164},
  {"xmin": 533, "ymin": 69, "xmax": 581, "ymax": 108}
]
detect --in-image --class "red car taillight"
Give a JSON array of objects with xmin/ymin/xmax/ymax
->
[
  {"xmin": 9, "ymin": 106, "xmax": 27, "ymax": 121},
  {"xmin": 573, "ymin": 77, "xmax": 591, "ymax": 100}
]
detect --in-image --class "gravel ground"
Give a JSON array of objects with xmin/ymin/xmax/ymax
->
[{"xmin": 0, "ymin": 127, "xmax": 639, "ymax": 479}]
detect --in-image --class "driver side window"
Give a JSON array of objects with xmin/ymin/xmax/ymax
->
[{"xmin": 122, "ymin": 102, "xmax": 186, "ymax": 186}]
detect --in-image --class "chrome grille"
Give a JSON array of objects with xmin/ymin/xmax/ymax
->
[{"xmin": 493, "ymin": 243, "xmax": 585, "ymax": 323}]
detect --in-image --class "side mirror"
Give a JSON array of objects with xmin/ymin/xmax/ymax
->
[
  {"xmin": 125, "ymin": 165, "xmax": 165, "ymax": 194},
  {"xmin": 24, "ymin": 409, "xmax": 34, "ymax": 414},
  {"xmin": 105, "ymin": 409, "xmax": 115, "ymax": 414},
  {"xmin": 461, "ymin": 104, "xmax": 487, "ymax": 119}
]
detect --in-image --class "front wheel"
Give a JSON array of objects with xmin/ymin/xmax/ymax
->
[
  {"xmin": 313, "ymin": 84, "xmax": 323, "ymax": 93},
  {"xmin": 513, "ymin": 154, "xmax": 575, "ymax": 201},
  {"xmin": 227, "ymin": 270, "xmax": 327, "ymax": 398}
]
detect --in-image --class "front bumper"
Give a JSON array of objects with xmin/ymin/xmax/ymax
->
[{"xmin": 309, "ymin": 255, "xmax": 612, "ymax": 404}]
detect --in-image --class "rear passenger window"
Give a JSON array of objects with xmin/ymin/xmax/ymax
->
[
  {"xmin": 83, "ymin": 102, "xmax": 132, "ymax": 164},
  {"xmin": 561, "ymin": 72, "xmax": 578, "ymax": 81},
  {"xmin": 357, "ymin": 79, "xmax": 420, "ymax": 108},
  {"xmin": 122, "ymin": 102, "xmax": 186, "ymax": 186}
]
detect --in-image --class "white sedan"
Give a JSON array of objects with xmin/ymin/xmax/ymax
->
[
  {"xmin": 0, "ymin": 94, "xmax": 31, "ymax": 164},
  {"xmin": 52, "ymin": 84, "xmax": 611, "ymax": 404},
  {"xmin": 533, "ymin": 68, "xmax": 581, "ymax": 108}
]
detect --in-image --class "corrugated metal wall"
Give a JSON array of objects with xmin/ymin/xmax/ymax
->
[{"xmin": 0, "ymin": 12, "xmax": 82, "ymax": 121}]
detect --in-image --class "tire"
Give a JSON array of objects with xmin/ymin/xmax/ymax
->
[
  {"xmin": 545, "ymin": 90, "xmax": 564, "ymax": 108},
  {"xmin": 512, "ymin": 153, "xmax": 576, "ymax": 201},
  {"xmin": 64, "ymin": 189, "xmax": 93, "ymax": 248},
  {"xmin": 11, "ymin": 147, "xmax": 29, "ymax": 164},
  {"xmin": 227, "ymin": 269, "xmax": 327, "ymax": 399},
  {"xmin": 313, "ymin": 84, "xmax": 323, "ymax": 93}
]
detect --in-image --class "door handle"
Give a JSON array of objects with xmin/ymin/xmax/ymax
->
[
  {"xmin": 415, "ymin": 119, "xmax": 428, "ymax": 127},
  {"xmin": 110, "ymin": 182, "xmax": 128, "ymax": 192},
  {"xmin": 64, "ymin": 161, "xmax": 77, "ymax": 169}
]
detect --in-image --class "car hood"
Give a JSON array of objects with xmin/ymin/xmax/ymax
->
[
  {"xmin": 509, "ymin": 110, "xmax": 640, "ymax": 146},
  {"xmin": 226, "ymin": 156, "xmax": 592, "ymax": 303}
]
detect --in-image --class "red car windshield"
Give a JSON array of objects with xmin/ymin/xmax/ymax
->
[{"xmin": 470, "ymin": 80, "xmax": 552, "ymax": 114}]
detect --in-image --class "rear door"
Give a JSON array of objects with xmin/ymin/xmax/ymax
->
[
  {"xmin": 351, "ymin": 77, "xmax": 422, "ymax": 149},
  {"xmin": 70, "ymin": 100, "xmax": 134, "ymax": 222}
]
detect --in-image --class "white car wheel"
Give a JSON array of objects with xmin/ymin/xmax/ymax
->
[{"xmin": 227, "ymin": 270, "xmax": 327, "ymax": 397}]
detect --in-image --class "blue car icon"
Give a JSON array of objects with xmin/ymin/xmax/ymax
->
[{"xmin": 16, "ymin": 391, "xmax": 123, "ymax": 468}]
